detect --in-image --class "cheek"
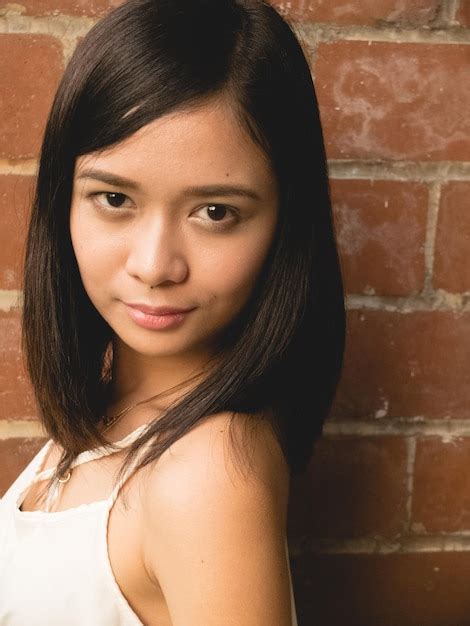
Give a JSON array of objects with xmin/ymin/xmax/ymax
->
[
  {"xmin": 201, "ymin": 226, "xmax": 276, "ymax": 304},
  {"xmin": 70, "ymin": 216, "xmax": 120, "ymax": 291}
]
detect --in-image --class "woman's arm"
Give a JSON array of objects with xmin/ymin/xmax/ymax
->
[{"xmin": 141, "ymin": 411, "xmax": 293, "ymax": 626}]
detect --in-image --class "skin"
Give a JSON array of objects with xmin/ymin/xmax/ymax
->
[{"xmin": 23, "ymin": 95, "xmax": 294, "ymax": 625}]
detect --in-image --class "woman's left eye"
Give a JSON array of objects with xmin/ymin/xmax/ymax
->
[{"xmin": 195, "ymin": 204, "xmax": 239, "ymax": 228}]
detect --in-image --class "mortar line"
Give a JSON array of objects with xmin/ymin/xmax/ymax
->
[
  {"xmin": 423, "ymin": 181, "xmax": 442, "ymax": 294},
  {"xmin": 3, "ymin": 160, "xmax": 470, "ymax": 183},
  {"xmin": 4, "ymin": 417, "xmax": 470, "ymax": 440},
  {"xmin": 345, "ymin": 292, "xmax": 470, "ymax": 312},
  {"xmin": 446, "ymin": 0, "xmax": 462, "ymax": 24},
  {"xmin": 1, "ymin": 13, "xmax": 470, "ymax": 44},
  {"xmin": 289, "ymin": 535, "xmax": 470, "ymax": 556},
  {"xmin": 328, "ymin": 161, "xmax": 470, "ymax": 182},
  {"xmin": 404, "ymin": 437, "xmax": 417, "ymax": 534},
  {"xmin": 324, "ymin": 419, "xmax": 470, "ymax": 438},
  {"xmin": 6, "ymin": 290, "xmax": 470, "ymax": 313},
  {"xmin": 433, "ymin": 0, "xmax": 458, "ymax": 26},
  {"xmin": 300, "ymin": 22, "xmax": 470, "ymax": 45}
]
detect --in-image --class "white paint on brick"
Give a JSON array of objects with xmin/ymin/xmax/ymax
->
[
  {"xmin": 327, "ymin": 48, "xmax": 470, "ymax": 161},
  {"xmin": 374, "ymin": 398, "xmax": 389, "ymax": 419},
  {"xmin": 0, "ymin": 290, "xmax": 22, "ymax": 311},
  {"xmin": 411, "ymin": 521, "xmax": 427, "ymax": 534},
  {"xmin": 0, "ymin": 4, "xmax": 27, "ymax": 17},
  {"xmin": 0, "ymin": 420, "xmax": 44, "ymax": 439},
  {"xmin": 0, "ymin": 159, "xmax": 37, "ymax": 176},
  {"xmin": 0, "ymin": 14, "xmax": 95, "ymax": 37},
  {"xmin": 334, "ymin": 190, "xmax": 424, "ymax": 277}
]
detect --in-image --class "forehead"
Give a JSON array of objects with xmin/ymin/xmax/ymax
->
[{"xmin": 75, "ymin": 98, "xmax": 275, "ymax": 190}]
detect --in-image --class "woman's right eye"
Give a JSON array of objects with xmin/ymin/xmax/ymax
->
[{"xmin": 89, "ymin": 191, "xmax": 134, "ymax": 212}]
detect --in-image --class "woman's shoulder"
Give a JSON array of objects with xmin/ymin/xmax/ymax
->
[
  {"xmin": 137, "ymin": 409, "xmax": 291, "ymax": 539},
  {"xmin": 138, "ymin": 411, "xmax": 292, "ymax": 622},
  {"xmin": 146, "ymin": 409, "xmax": 290, "ymax": 494},
  {"xmin": 138, "ymin": 408, "xmax": 291, "ymax": 552}
]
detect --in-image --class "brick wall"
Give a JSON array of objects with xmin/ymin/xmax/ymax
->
[{"xmin": 1, "ymin": 2, "xmax": 469, "ymax": 625}]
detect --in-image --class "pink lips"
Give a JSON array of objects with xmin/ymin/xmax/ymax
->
[{"xmin": 124, "ymin": 302, "xmax": 196, "ymax": 330}]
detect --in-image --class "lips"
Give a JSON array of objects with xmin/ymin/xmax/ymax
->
[
  {"xmin": 124, "ymin": 302, "xmax": 196, "ymax": 316},
  {"xmin": 124, "ymin": 302, "xmax": 196, "ymax": 331}
]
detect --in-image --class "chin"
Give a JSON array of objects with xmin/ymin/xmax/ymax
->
[{"xmin": 117, "ymin": 327, "xmax": 201, "ymax": 354}]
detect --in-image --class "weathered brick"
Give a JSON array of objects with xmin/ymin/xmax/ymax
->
[
  {"xmin": 434, "ymin": 182, "xmax": 470, "ymax": 293},
  {"xmin": 315, "ymin": 41, "xmax": 470, "ymax": 161},
  {"xmin": 457, "ymin": 1, "xmax": 470, "ymax": 27},
  {"xmin": 272, "ymin": 0, "xmax": 440, "ymax": 26},
  {"xmin": 412, "ymin": 437, "xmax": 470, "ymax": 533},
  {"xmin": 0, "ymin": 35, "xmax": 63, "ymax": 160},
  {"xmin": 0, "ymin": 309, "xmax": 37, "ymax": 421},
  {"xmin": 0, "ymin": 437, "xmax": 46, "ymax": 497},
  {"xmin": 0, "ymin": 175, "xmax": 34, "ymax": 290},
  {"xmin": 291, "ymin": 551, "xmax": 470, "ymax": 626},
  {"xmin": 0, "ymin": 0, "xmax": 122, "ymax": 16},
  {"xmin": 332, "ymin": 310, "xmax": 470, "ymax": 419},
  {"xmin": 331, "ymin": 179, "xmax": 427, "ymax": 296},
  {"xmin": 288, "ymin": 436, "xmax": 407, "ymax": 539}
]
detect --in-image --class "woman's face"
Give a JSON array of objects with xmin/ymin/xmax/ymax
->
[{"xmin": 69, "ymin": 97, "xmax": 280, "ymax": 362}]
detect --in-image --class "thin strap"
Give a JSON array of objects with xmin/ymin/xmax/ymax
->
[
  {"xmin": 32, "ymin": 423, "xmax": 150, "ymax": 483},
  {"xmin": 39, "ymin": 423, "xmax": 154, "ymax": 513},
  {"xmin": 105, "ymin": 429, "xmax": 156, "ymax": 511}
]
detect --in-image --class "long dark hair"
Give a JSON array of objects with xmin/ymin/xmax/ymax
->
[{"xmin": 22, "ymin": 0, "xmax": 345, "ymax": 503}]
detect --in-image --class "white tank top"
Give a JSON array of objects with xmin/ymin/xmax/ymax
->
[{"xmin": 0, "ymin": 423, "xmax": 299, "ymax": 625}]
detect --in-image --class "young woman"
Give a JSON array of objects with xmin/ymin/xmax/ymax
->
[{"xmin": 0, "ymin": 0, "xmax": 345, "ymax": 624}]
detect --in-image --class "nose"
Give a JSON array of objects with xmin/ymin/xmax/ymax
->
[{"xmin": 125, "ymin": 215, "xmax": 189, "ymax": 287}]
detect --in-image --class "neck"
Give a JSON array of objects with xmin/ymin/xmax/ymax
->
[{"xmin": 105, "ymin": 338, "xmax": 219, "ymax": 418}]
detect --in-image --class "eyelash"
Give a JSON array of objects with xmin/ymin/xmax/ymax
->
[{"xmin": 87, "ymin": 192, "xmax": 240, "ymax": 230}]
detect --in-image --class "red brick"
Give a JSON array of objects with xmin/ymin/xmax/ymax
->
[
  {"xmin": 0, "ymin": 437, "xmax": 46, "ymax": 497},
  {"xmin": 0, "ymin": 35, "xmax": 63, "ymax": 160},
  {"xmin": 457, "ymin": 2, "xmax": 470, "ymax": 27},
  {"xmin": 0, "ymin": 309, "xmax": 37, "ymax": 421},
  {"xmin": 332, "ymin": 310, "xmax": 470, "ymax": 419},
  {"xmin": 434, "ymin": 182, "xmax": 470, "ymax": 293},
  {"xmin": 291, "ymin": 551, "xmax": 470, "ymax": 626},
  {"xmin": 0, "ymin": 0, "xmax": 122, "ymax": 16},
  {"xmin": 412, "ymin": 437, "xmax": 470, "ymax": 533},
  {"xmin": 272, "ymin": 0, "xmax": 440, "ymax": 26},
  {"xmin": 331, "ymin": 179, "xmax": 427, "ymax": 296},
  {"xmin": 288, "ymin": 436, "xmax": 407, "ymax": 539},
  {"xmin": 0, "ymin": 175, "xmax": 34, "ymax": 290},
  {"xmin": 315, "ymin": 41, "xmax": 470, "ymax": 161}
]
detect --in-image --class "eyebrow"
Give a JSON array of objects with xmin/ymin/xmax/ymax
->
[{"xmin": 76, "ymin": 168, "xmax": 262, "ymax": 201}]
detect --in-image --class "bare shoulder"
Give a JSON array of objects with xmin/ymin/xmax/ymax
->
[
  {"xmin": 140, "ymin": 410, "xmax": 293, "ymax": 626},
  {"xmin": 144, "ymin": 410, "xmax": 290, "ymax": 509}
]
